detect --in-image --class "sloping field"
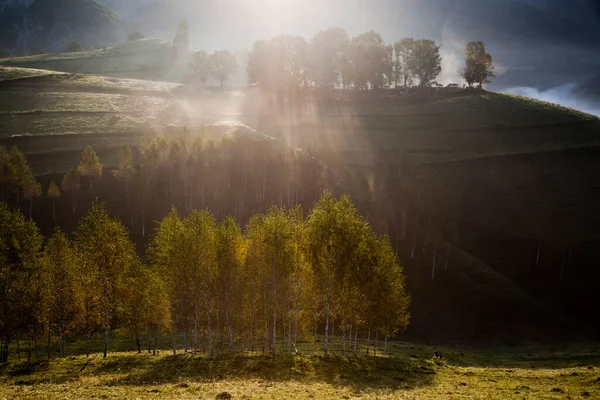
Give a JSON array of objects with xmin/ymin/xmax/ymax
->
[
  {"xmin": 1, "ymin": 68, "xmax": 599, "ymax": 338},
  {"xmin": 0, "ymin": 38, "xmax": 185, "ymax": 81}
]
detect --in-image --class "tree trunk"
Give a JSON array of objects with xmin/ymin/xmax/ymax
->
[
  {"xmin": 422, "ymin": 216, "xmax": 431, "ymax": 253},
  {"xmin": 374, "ymin": 330, "xmax": 378, "ymax": 357},
  {"xmin": 366, "ymin": 324, "xmax": 371, "ymax": 356},
  {"xmin": 153, "ymin": 337, "xmax": 158, "ymax": 355},
  {"xmin": 89, "ymin": 176, "xmax": 93, "ymax": 193},
  {"xmin": 354, "ymin": 328, "xmax": 358, "ymax": 355},
  {"xmin": 53, "ymin": 200, "xmax": 56, "ymax": 224},
  {"xmin": 59, "ymin": 324, "xmax": 64, "ymax": 358},
  {"xmin": 194, "ymin": 302, "xmax": 199, "ymax": 354},
  {"xmin": 86, "ymin": 333, "xmax": 90, "ymax": 358},
  {"xmin": 103, "ymin": 278, "xmax": 109, "ymax": 359},
  {"xmin": 172, "ymin": 331, "xmax": 176, "ymax": 355},
  {"xmin": 135, "ymin": 334, "xmax": 141, "ymax": 354},
  {"xmin": 331, "ymin": 319, "xmax": 335, "ymax": 355},
  {"xmin": 384, "ymin": 334, "xmax": 388, "ymax": 356},
  {"xmin": 29, "ymin": 197, "xmax": 32, "ymax": 220},
  {"xmin": 16, "ymin": 337, "xmax": 20, "ymax": 361},
  {"xmin": 142, "ymin": 208, "xmax": 146, "ymax": 237},
  {"xmin": 183, "ymin": 331, "xmax": 188, "ymax": 353},
  {"xmin": 226, "ymin": 307, "xmax": 233, "ymax": 352},
  {"xmin": 324, "ymin": 290, "xmax": 331, "ymax": 355},
  {"xmin": 432, "ymin": 243, "xmax": 437, "ymax": 280},
  {"xmin": 47, "ymin": 330, "xmax": 51, "ymax": 360},
  {"xmin": 2, "ymin": 336, "xmax": 9, "ymax": 363},
  {"xmin": 410, "ymin": 224, "xmax": 417, "ymax": 259},
  {"xmin": 444, "ymin": 244, "xmax": 450, "ymax": 270},
  {"xmin": 208, "ymin": 308, "xmax": 214, "ymax": 357},
  {"xmin": 272, "ymin": 250, "xmax": 278, "ymax": 353}
]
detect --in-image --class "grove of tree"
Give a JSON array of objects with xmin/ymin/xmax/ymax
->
[{"xmin": 0, "ymin": 192, "xmax": 409, "ymax": 360}]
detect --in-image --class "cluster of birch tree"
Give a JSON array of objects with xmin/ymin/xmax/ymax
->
[{"xmin": 0, "ymin": 192, "xmax": 409, "ymax": 362}]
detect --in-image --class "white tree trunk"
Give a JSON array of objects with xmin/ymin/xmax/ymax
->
[{"xmin": 324, "ymin": 290, "xmax": 331, "ymax": 355}]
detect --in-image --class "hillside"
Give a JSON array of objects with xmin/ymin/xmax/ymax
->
[
  {"xmin": 0, "ymin": 38, "xmax": 187, "ymax": 81},
  {"xmin": 0, "ymin": 0, "xmax": 122, "ymax": 53},
  {"xmin": 1, "ymin": 67, "xmax": 600, "ymax": 340}
]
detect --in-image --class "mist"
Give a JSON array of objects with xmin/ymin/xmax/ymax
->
[{"xmin": 502, "ymin": 84, "xmax": 600, "ymax": 117}]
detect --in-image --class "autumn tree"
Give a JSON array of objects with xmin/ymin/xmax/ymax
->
[
  {"xmin": 462, "ymin": 41, "xmax": 494, "ymax": 88},
  {"xmin": 183, "ymin": 210, "xmax": 217, "ymax": 354},
  {"xmin": 75, "ymin": 201, "xmax": 135, "ymax": 358},
  {"xmin": 40, "ymin": 230, "xmax": 83, "ymax": 358},
  {"xmin": 0, "ymin": 203, "xmax": 42, "ymax": 362},
  {"xmin": 307, "ymin": 192, "xmax": 367, "ymax": 354},
  {"xmin": 7, "ymin": 146, "xmax": 35, "ymax": 205},
  {"xmin": 61, "ymin": 170, "xmax": 79, "ymax": 215},
  {"xmin": 47, "ymin": 181, "xmax": 60, "ymax": 224},
  {"xmin": 0, "ymin": 145, "xmax": 10, "ymax": 202},
  {"xmin": 77, "ymin": 146, "xmax": 102, "ymax": 192},
  {"xmin": 112, "ymin": 146, "xmax": 136, "ymax": 203},
  {"xmin": 22, "ymin": 175, "xmax": 41, "ymax": 220},
  {"xmin": 121, "ymin": 259, "xmax": 170, "ymax": 353}
]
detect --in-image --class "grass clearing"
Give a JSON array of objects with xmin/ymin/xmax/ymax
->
[{"xmin": 0, "ymin": 340, "xmax": 597, "ymax": 399}]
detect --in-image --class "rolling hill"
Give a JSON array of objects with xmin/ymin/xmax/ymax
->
[
  {"xmin": 1, "ymin": 66, "xmax": 599, "ymax": 340},
  {"xmin": 0, "ymin": 38, "xmax": 185, "ymax": 81}
]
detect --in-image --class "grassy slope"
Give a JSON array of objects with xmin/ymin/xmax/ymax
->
[
  {"xmin": 0, "ymin": 338, "xmax": 598, "ymax": 399},
  {"xmin": 0, "ymin": 67, "xmax": 183, "ymax": 174},
  {"xmin": 1, "ymin": 68, "xmax": 599, "ymax": 339},
  {"xmin": 0, "ymin": 38, "xmax": 182, "ymax": 81}
]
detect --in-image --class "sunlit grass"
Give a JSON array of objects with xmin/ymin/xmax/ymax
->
[{"xmin": 0, "ymin": 338, "xmax": 597, "ymax": 399}]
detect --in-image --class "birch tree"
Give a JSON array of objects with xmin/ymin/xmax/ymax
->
[
  {"xmin": 61, "ymin": 170, "xmax": 79, "ymax": 215},
  {"xmin": 215, "ymin": 216, "xmax": 244, "ymax": 352},
  {"xmin": 75, "ymin": 201, "xmax": 135, "ymax": 358},
  {"xmin": 182, "ymin": 210, "xmax": 217, "ymax": 355},
  {"xmin": 77, "ymin": 146, "xmax": 103, "ymax": 192},
  {"xmin": 0, "ymin": 203, "xmax": 42, "ymax": 362},
  {"xmin": 149, "ymin": 209, "xmax": 188, "ymax": 354},
  {"xmin": 47, "ymin": 181, "xmax": 60, "ymax": 224},
  {"xmin": 307, "ymin": 192, "xmax": 366, "ymax": 355},
  {"xmin": 40, "ymin": 230, "xmax": 83, "ymax": 358}
]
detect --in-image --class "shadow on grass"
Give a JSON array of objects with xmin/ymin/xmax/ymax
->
[
  {"xmin": 0, "ymin": 352, "xmax": 436, "ymax": 391},
  {"xmin": 108, "ymin": 352, "xmax": 435, "ymax": 391}
]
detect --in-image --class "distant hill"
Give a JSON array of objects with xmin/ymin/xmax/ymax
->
[
  {"xmin": 0, "ymin": 0, "xmax": 123, "ymax": 54},
  {"xmin": 0, "ymin": 38, "xmax": 191, "ymax": 81}
]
